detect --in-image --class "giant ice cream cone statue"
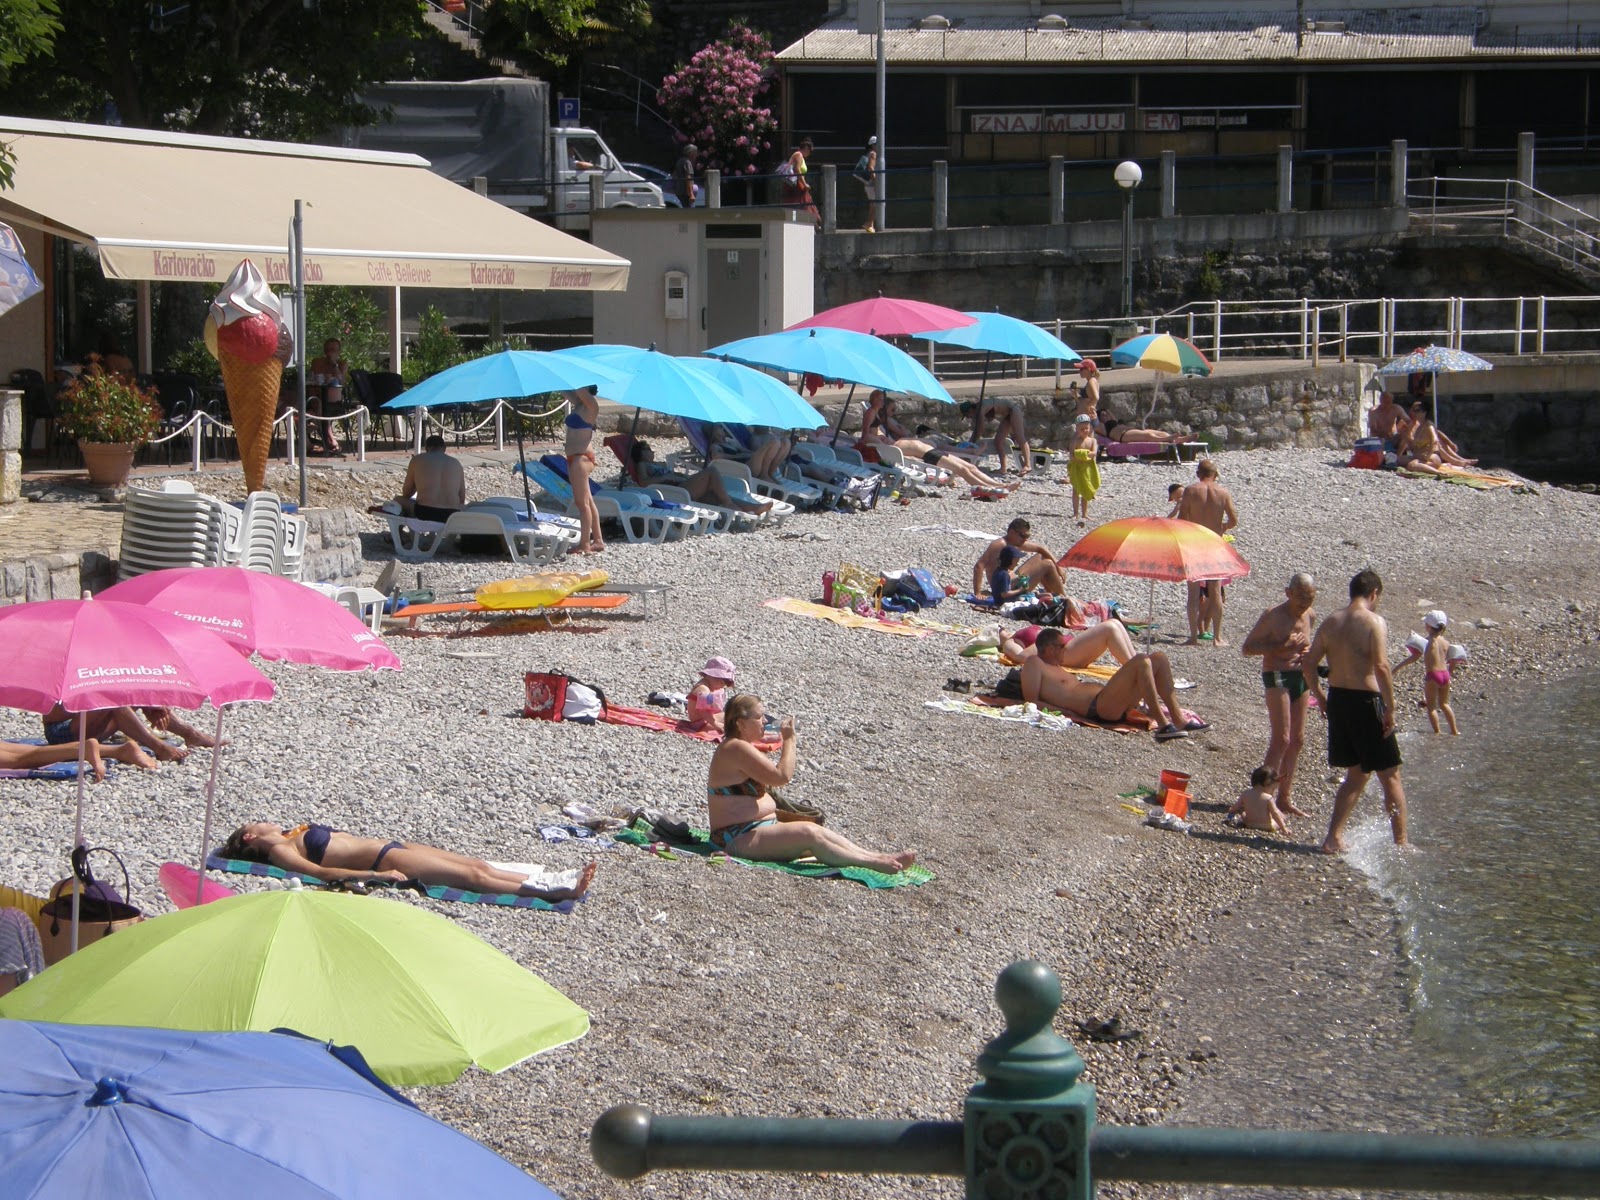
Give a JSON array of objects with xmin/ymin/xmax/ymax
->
[{"xmin": 205, "ymin": 260, "xmax": 290, "ymax": 494}]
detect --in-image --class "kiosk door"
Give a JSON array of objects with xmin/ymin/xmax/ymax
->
[{"xmin": 704, "ymin": 244, "xmax": 761, "ymax": 348}]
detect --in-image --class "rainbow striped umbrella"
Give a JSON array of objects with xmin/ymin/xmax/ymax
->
[
  {"xmin": 1110, "ymin": 332, "xmax": 1213, "ymax": 376},
  {"xmin": 1059, "ymin": 517, "xmax": 1249, "ymax": 645}
]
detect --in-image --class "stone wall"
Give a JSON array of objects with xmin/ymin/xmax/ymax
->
[
  {"xmin": 0, "ymin": 389, "xmax": 20, "ymax": 504},
  {"xmin": 296, "ymin": 506, "xmax": 366, "ymax": 585},
  {"xmin": 816, "ymin": 363, "xmax": 1369, "ymax": 452},
  {"xmin": 1436, "ymin": 392, "xmax": 1600, "ymax": 483},
  {"xmin": 0, "ymin": 547, "xmax": 117, "ymax": 606}
]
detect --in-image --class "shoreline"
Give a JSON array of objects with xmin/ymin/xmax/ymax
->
[{"xmin": 2, "ymin": 444, "xmax": 1597, "ymax": 1197}]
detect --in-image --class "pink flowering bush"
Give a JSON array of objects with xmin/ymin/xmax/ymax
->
[{"xmin": 657, "ymin": 23, "xmax": 776, "ymax": 176}]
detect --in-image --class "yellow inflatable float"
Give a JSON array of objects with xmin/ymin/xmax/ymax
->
[{"xmin": 475, "ymin": 570, "xmax": 609, "ymax": 610}]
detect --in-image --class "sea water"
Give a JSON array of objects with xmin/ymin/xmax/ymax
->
[{"xmin": 1345, "ymin": 669, "xmax": 1600, "ymax": 1139}]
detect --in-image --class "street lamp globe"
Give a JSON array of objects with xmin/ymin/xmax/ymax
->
[{"xmin": 1114, "ymin": 160, "xmax": 1143, "ymax": 190}]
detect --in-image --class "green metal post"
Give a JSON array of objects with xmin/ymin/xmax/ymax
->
[{"xmin": 963, "ymin": 960, "xmax": 1096, "ymax": 1200}]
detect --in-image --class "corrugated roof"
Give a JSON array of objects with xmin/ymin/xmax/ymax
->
[{"xmin": 776, "ymin": 8, "xmax": 1600, "ymax": 64}]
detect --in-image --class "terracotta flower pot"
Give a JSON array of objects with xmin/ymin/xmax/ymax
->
[{"xmin": 78, "ymin": 440, "xmax": 138, "ymax": 487}]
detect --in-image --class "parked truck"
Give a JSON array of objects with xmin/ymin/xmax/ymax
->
[{"xmin": 337, "ymin": 78, "xmax": 665, "ymax": 232}]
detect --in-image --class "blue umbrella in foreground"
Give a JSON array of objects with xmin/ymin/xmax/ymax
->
[
  {"xmin": 676, "ymin": 357, "xmax": 826, "ymax": 430},
  {"xmin": 0, "ymin": 1021, "xmax": 562, "ymax": 1199},
  {"xmin": 379, "ymin": 349, "xmax": 629, "ymax": 410},
  {"xmin": 920, "ymin": 309, "xmax": 1081, "ymax": 437},
  {"xmin": 552, "ymin": 343, "xmax": 761, "ymax": 423}
]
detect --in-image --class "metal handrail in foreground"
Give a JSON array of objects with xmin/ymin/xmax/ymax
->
[{"xmin": 592, "ymin": 961, "xmax": 1600, "ymax": 1198}]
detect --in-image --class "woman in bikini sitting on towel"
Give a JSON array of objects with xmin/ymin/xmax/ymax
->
[
  {"xmin": 222, "ymin": 823, "xmax": 596, "ymax": 901},
  {"xmin": 707, "ymin": 694, "xmax": 917, "ymax": 873}
]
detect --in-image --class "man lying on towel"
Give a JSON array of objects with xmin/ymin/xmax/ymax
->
[{"xmin": 1019, "ymin": 628, "xmax": 1208, "ymax": 743}]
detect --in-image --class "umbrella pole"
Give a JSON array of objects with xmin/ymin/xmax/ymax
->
[
  {"xmin": 70, "ymin": 720, "xmax": 87, "ymax": 953},
  {"xmin": 195, "ymin": 707, "xmax": 228, "ymax": 908},
  {"xmin": 1147, "ymin": 578, "xmax": 1156, "ymax": 652},
  {"xmin": 620, "ymin": 406, "xmax": 642, "ymax": 488},
  {"xmin": 1142, "ymin": 371, "xmax": 1164, "ymax": 427},
  {"xmin": 513, "ymin": 406, "xmax": 534, "ymax": 517},
  {"xmin": 829, "ymin": 383, "xmax": 858, "ymax": 445},
  {"xmin": 972, "ymin": 353, "xmax": 991, "ymax": 443}
]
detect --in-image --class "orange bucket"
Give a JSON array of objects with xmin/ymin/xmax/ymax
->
[
  {"xmin": 1157, "ymin": 769, "xmax": 1190, "ymax": 803},
  {"xmin": 1162, "ymin": 790, "xmax": 1191, "ymax": 819}
]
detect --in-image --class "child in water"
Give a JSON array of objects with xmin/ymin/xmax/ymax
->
[
  {"xmin": 1067, "ymin": 414, "xmax": 1100, "ymax": 525},
  {"xmin": 1416, "ymin": 610, "xmax": 1459, "ymax": 735},
  {"xmin": 1226, "ymin": 766, "xmax": 1291, "ymax": 834}
]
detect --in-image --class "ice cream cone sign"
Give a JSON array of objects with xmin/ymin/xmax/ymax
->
[{"xmin": 206, "ymin": 260, "xmax": 291, "ymax": 494}]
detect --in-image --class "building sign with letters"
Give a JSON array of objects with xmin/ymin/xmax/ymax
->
[{"xmin": 971, "ymin": 111, "xmax": 1127, "ymax": 133}]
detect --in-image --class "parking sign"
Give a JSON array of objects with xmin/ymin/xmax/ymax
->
[{"xmin": 557, "ymin": 97, "xmax": 580, "ymax": 126}]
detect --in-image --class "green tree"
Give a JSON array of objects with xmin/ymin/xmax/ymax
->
[
  {"xmin": 404, "ymin": 306, "xmax": 465, "ymax": 385},
  {"xmin": 0, "ymin": 0, "xmax": 421, "ymax": 138},
  {"xmin": 307, "ymin": 286, "xmax": 387, "ymax": 373},
  {"xmin": 0, "ymin": 0, "xmax": 59, "ymax": 187},
  {"xmin": 478, "ymin": 0, "xmax": 652, "ymax": 75}
]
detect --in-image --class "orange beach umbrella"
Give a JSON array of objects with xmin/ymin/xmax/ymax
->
[{"xmin": 1059, "ymin": 517, "xmax": 1249, "ymax": 643}]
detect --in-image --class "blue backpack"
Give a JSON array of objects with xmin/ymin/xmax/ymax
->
[{"xmin": 891, "ymin": 566, "xmax": 944, "ymax": 608}]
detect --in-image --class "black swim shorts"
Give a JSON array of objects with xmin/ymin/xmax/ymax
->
[
  {"xmin": 923, "ymin": 448, "xmax": 942, "ymax": 465},
  {"xmin": 1325, "ymin": 686, "xmax": 1401, "ymax": 773}
]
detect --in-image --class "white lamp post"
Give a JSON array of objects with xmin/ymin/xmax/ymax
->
[{"xmin": 1114, "ymin": 160, "xmax": 1143, "ymax": 317}]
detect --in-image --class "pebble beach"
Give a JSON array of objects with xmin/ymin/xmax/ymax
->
[{"xmin": 3, "ymin": 442, "xmax": 1598, "ymax": 1199}]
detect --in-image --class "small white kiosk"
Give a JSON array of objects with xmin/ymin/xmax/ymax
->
[{"xmin": 591, "ymin": 208, "xmax": 813, "ymax": 355}]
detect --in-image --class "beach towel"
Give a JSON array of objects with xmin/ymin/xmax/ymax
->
[
  {"xmin": 902, "ymin": 525, "xmax": 1001, "ymax": 541},
  {"xmin": 0, "ymin": 739, "xmax": 105, "ymax": 780},
  {"xmin": 1399, "ymin": 466, "xmax": 1518, "ymax": 490},
  {"xmin": 204, "ymin": 854, "xmax": 579, "ymax": 912},
  {"xmin": 599, "ymin": 704, "xmax": 780, "ymax": 749},
  {"xmin": 614, "ymin": 822, "xmax": 932, "ymax": 889},
  {"xmin": 762, "ymin": 597, "xmax": 932, "ymax": 637}
]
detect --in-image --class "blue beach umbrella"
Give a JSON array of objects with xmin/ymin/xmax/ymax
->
[
  {"xmin": 0, "ymin": 1021, "xmax": 563, "ymax": 1199},
  {"xmin": 676, "ymin": 357, "xmax": 826, "ymax": 430},
  {"xmin": 1375, "ymin": 345, "xmax": 1493, "ymax": 423},
  {"xmin": 706, "ymin": 327, "xmax": 954, "ymax": 404},
  {"xmin": 552, "ymin": 343, "xmax": 762, "ymax": 424},
  {"xmin": 379, "ymin": 348, "xmax": 628, "ymax": 410},
  {"xmin": 919, "ymin": 309, "xmax": 1081, "ymax": 436},
  {"xmin": 379, "ymin": 348, "xmax": 632, "ymax": 518}
]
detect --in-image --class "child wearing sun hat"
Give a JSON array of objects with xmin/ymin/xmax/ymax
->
[{"xmin": 687, "ymin": 656, "xmax": 737, "ymax": 732}]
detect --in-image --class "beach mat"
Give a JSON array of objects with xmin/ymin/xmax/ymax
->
[
  {"xmin": 762, "ymin": 597, "xmax": 931, "ymax": 637},
  {"xmin": 614, "ymin": 822, "xmax": 932, "ymax": 889},
  {"xmin": 934, "ymin": 693, "xmax": 1204, "ymax": 735},
  {"xmin": 204, "ymin": 854, "xmax": 578, "ymax": 912},
  {"xmin": 1399, "ymin": 467, "xmax": 1517, "ymax": 490},
  {"xmin": 0, "ymin": 739, "xmax": 107, "ymax": 780},
  {"xmin": 600, "ymin": 704, "xmax": 779, "ymax": 749}
]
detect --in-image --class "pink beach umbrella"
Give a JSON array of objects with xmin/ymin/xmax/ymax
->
[
  {"xmin": 100, "ymin": 567, "xmax": 402, "ymax": 903},
  {"xmin": 0, "ymin": 597, "xmax": 275, "ymax": 948},
  {"xmin": 787, "ymin": 295, "xmax": 977, "ymax": 337}
]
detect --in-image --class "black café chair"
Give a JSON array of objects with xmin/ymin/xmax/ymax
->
[
  {"xmin": 8, "ymin": 368, "xmax": 51, "ymax": 461},
  {"xmin": 148, "ymin": 372, "xmax": 203, "ymax": 465}
]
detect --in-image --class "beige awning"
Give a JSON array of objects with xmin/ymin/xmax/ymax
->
[{"xmin": 0, "ymin": 117, "xmax": 630, "ymax": 291}]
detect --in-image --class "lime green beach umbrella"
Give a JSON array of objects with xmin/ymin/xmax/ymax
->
[{"xmin": 0, "ymin": 891, "xmax": 588, "ymax": 1086}]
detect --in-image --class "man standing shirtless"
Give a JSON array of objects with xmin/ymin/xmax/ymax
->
[
  {"xmin": 399, "ymin": 435, "xmax": 467, "ymax": 521},
  {"xmin": 1020, "ymin": 627, "xmax": 1203, "ymax": 742},
  {"xmin": 1304, "ymin": 569, "xmax": 1408, "ymax": 852},
  {"xmin": 974, "ymin": 517, "xmax": 1068, "ymax": 598},
  {"xmin": 1240, "ymin": 573, "xmax": 1318, "ymax": 821},
  {"xmin": 1177, "ymin": 459, "xmax": 1239, "ymax": 645}
]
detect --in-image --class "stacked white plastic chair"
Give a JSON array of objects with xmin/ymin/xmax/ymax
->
[{"xmin": 118, "ymin": 482, "xmax": 233, "ymax": 579}]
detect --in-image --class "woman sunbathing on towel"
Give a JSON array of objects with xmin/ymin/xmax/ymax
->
[
  {"xmin": 222, "ymin": 823, "xmax": 596, "ymax": 901},
  {"xmin": 707, "ymin": 694, "xmax": 917, "ymax": 873},
  {"xmin": 1096, "ymin": 408, "xmax": 1182, "ymax": 445}
]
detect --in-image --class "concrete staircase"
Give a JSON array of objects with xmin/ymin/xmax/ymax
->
[
  {"xmin": 1406, "ymin": 177, "xmax": 1600, "ymax": 291},
  {"xmin": 421, "ymin": 0, "xmax": 535, "ymax": 79}
]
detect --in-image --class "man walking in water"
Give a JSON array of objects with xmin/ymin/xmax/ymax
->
[
  {"xmin": 1304, "ymin": 568, "xmax": 1408, "ymax": 852},
  {"xmin": 1240, "ymin": 573, "xmax": 1318, "ymax": 823},
  {"xmin": 1177, "ymin": 459, "xmax": 1238, "ymax": 645}
]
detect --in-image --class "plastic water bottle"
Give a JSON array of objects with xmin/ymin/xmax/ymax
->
[{"xmin": 822, "ymin": 570, "xmax": 835, "ymax": 607}]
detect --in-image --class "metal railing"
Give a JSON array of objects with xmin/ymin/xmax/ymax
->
[
  {"xmin": 592, "ymin": 961, "xmax": 1600, "ymax": 1197},
  {"xmin": 1407, "ymin": 176, "xmax": 1600, "ymax": 284},
  {"xmin": 1021, "ymin": 294, "xmax": 1600, "ymax": 364}
]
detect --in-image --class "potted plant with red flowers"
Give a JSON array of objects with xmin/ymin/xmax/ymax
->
[{"xmin": 55, "ymin": 355, "xmax": 164, "ymax": 486}]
